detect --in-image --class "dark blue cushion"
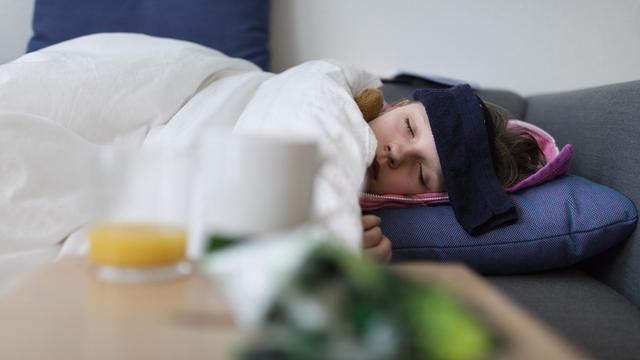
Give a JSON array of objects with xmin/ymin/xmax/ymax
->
[
  {"xmin": 367, "ymin": 175, "xmax": 638, "ymax": 274},
  {"xmin": 27, "ymin": 0, "xmax": 270, "ymax": 70}
]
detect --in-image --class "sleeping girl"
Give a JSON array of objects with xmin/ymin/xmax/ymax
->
[
  {"xmin": 358, "ymin": 85, "xmax": 547, "ymax": 263},
  {"xmin": 0, "ymin": 33, "xmax": 568, "ymax": 263}
]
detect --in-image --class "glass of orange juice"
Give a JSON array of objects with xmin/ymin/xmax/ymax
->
[{"xmin": 88, "ymin": 145, "xmax": 192, "ymax": 283}]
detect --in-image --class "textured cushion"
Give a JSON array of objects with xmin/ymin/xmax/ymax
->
[
  {"xmin": 366, "ymin": 175, "xmax": 638, "ymax": 274},
  {"xmin": 27, "ymin": 0, "xmax": 271, "ymax": 70},
  {"xmin": 488, "ymin": 269, "xmax": 640, "ymax": 360},
  {"xmin": 524, "ymin": 80, "xmax": 640, "ymax": 306}
]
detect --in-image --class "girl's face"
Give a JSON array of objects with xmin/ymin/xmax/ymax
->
[{"xmin": 365, "ymin": 102, "xmax": 445, "ymax": 195}]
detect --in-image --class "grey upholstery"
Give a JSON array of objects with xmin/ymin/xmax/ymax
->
[
  {"xmin": 476, "ymin": 89, "xmax": 527, "ymax": 120},
  {"xmin": 524, "ymin": 81, "xmax": 640, "ymax": 307},
  {"xmin": 380, "ymin": 79, "xmax": 640, "ymax": 359},
  {"xmin": 489, "ymin": 270, "xmax": 640, "ymax": 360}
]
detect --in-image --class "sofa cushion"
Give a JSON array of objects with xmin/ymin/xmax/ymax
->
[
  {"xmin": 524, "ymin": 81, "xmax": 640, "ymax": 306},
  {"xmin": 27, "ymin": 0, "xmax": 271, "ymax": 70},
  {"xmin": 366, "ymin": 175, "xmax": 637, "ymax": 274},
  {"xmin": 489, "ymin": 269, "xmax": 640, "ymax": 360}
]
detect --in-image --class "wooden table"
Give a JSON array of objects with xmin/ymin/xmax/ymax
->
[{"xmin": 0, "ymin": 258, "xmax": 589, "ymax": 360}]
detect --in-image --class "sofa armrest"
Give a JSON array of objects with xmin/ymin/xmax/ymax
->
[{"xmin": 524, "ymin": 80, "xmax": 640, "ymax": 307}]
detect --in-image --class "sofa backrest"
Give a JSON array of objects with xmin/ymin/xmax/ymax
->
[{"xmin": 524, "ymin": 81, "xmax": 640, "ymax": 307}]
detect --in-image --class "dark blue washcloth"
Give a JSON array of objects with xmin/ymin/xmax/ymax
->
[{"xmin": 413, "ymin": 85, "xmax": 517, "ymax": 235}]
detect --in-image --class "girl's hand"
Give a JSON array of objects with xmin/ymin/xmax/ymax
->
[{"xmin": 362, "ymin": 215, "xmax": 392, "ymax": 264}]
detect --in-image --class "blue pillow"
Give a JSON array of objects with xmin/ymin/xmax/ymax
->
[
  {"xmin": 366, "ymin": 175, "xmax": 638, "ymax": 274},
  {"xmin": 27, "ymin": 0, "xmax": 271, "ymax": 70}
]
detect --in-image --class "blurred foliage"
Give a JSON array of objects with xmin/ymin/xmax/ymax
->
[{"xmin": 243, "ymin": 245, "xmax": 497, "ymax": 360}]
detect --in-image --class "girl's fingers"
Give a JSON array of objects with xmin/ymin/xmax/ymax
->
[
  {"xmin": 383, "ymin": 245, "xmax": 393, "ymax": 264},
  {"xmin": 362, "ymin": 215, "xmax": 381, "ymax": 231},
  {"xmin": 362, "ymin": 226, "xmax": 383, "ymax": 248},
  {"xmin": 364, "ymin": 235, "xmax": 392, "ymax": 263}
]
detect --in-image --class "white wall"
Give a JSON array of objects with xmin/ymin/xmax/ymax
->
[
  {"xmin": 0, "ymin": 0, "xmax": 34, "ymax": 64},
  {"xmin": 1, "ymin": 1, "xmax": 639, "ymax": 95},
  {"xmin": 272, "ymin": 0, "xmax": 640, "ymax": 95}
]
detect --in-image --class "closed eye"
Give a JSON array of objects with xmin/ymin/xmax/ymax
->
[
  {"xmin": 405, "ymin": 118, "xmax": 415, "ymax": 137},
  {"xmin": 418, "ymin": 163, "xmax": 426, "ymax": 187}
]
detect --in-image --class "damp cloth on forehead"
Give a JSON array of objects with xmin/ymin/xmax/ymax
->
[{"xmin": 411, "ymin": 84, "xmax": 517, "ymax": 235}]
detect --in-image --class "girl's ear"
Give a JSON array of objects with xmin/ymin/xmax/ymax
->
[{"xmin": 355, "ymin": 88, "xmax": 384, "ymax": 123}]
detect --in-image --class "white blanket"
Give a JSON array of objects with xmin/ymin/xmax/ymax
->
[{"xmin": 0, "ymin": 34, "xmax": 379, "ymax": 261}]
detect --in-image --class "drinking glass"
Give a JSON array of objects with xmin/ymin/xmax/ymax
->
[{"xmin": 88, "ymin": 145, "xmax": 193, "ymax": 283}]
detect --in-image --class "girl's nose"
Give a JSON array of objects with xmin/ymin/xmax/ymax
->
[{"xmin": 385, "ymin": 144, "xmax": 405, "ymax": 169}]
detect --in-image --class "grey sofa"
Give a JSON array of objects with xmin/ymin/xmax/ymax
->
[{"xmin": 382, "ymin": 79, "xmax": 640, "ymax": 360}]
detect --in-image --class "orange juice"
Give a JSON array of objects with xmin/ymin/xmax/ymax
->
[{"xmin": 89, "ymin": 223, "xmax": 187, "ymax": 267}]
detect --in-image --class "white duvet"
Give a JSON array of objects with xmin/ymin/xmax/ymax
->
[{"xmin": 0, "ymin": 33, "xmax": 379, "ymax": 267}]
